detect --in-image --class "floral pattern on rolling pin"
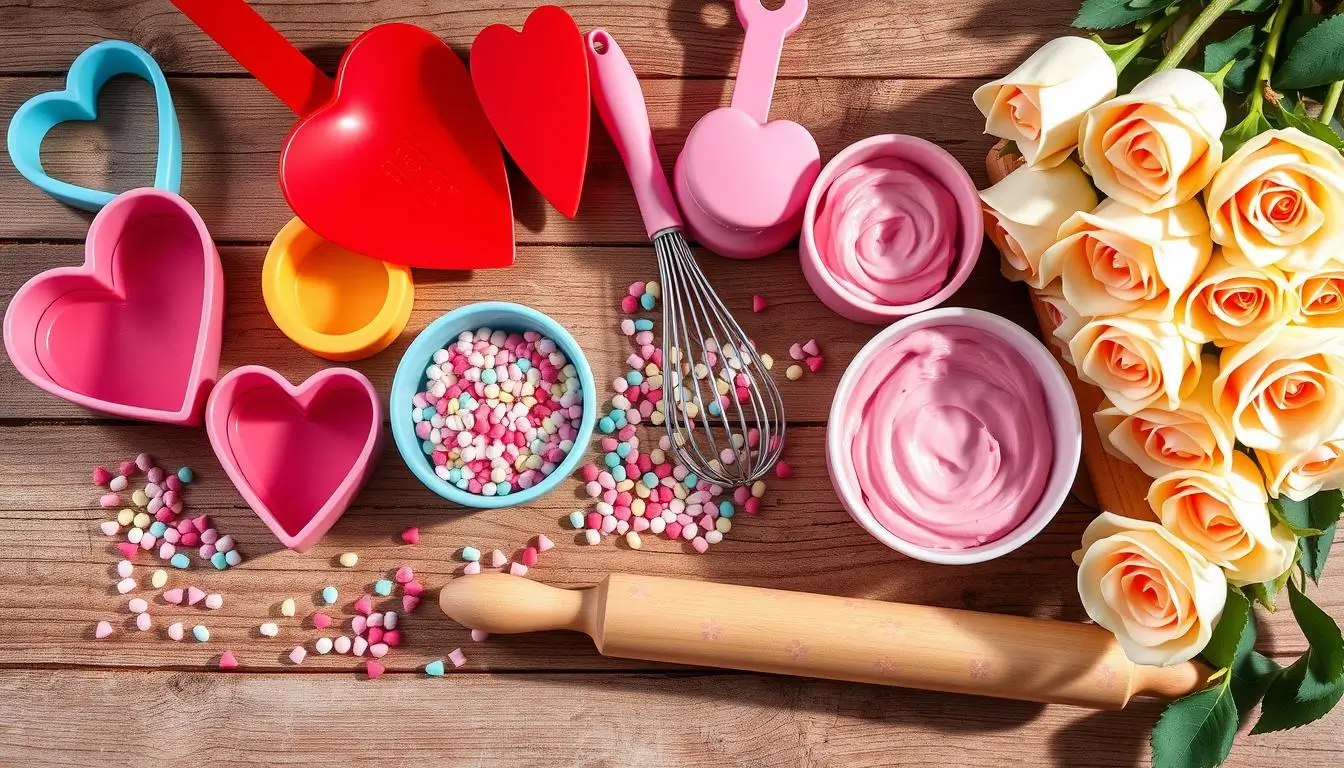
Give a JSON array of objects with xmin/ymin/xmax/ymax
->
[
  {"xmin": 701, "ymin": 617, "xmax": 724, "ymax": 641},
  {"xmin": 784, "ymin": 639, "xmax": 809, "ymax": 659},
  {"xmin": 872, "ymin": 657, "xmax": 898, "ymax": 675},
  {"xmin": 970, "ymin": 659, "xmax": 992, "ymax": 681}
]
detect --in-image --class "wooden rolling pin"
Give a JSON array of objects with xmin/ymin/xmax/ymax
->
[{"xmin": 440, "ymin": 573, "xmax": 1208, "ymax": 709}]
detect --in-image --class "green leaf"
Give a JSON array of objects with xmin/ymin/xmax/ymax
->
[
  {"xmin": 1074, "ymin": 0, "xmax": 1181, "ymax": 29},
  {"xmin": 1203, "ymin": 587, "xmax": 1252, "ymax": 670},
  {"xmin": 1222, "ymin": 110, "xmax": 1272, "ymax": 157},
  {"xmin": 1229, "ymin": 0, "xmax": 1274, "ymax": 10},
  {"xmin": 1251, "ymin": 654, "xmax": 1344, "ymax": 733},
  {"xmin": 1232, "ymin": 652, "xmax": 1282, "ymax": 719},
  {"xmin": 1118, "ymin": 55, "xmax": 1161, "ymax": 94},
  {"xmin": 1288, "ymin": 580, "xmax": 1344, "ymax": 683},
  {"xmin": 1301, "ymin": 523, "xmax": 1336, "ymax": 584},
  {"xmin": 1309, "ymin": 489, "xmax": 1344, "ymax": 530},
  {"xmin": 1151, "ymin": 679, "xmax": 1239, "ymax": 768},
  {"xmin": 1203, "ymin": 26, "xmax": 1259, "ymax": 94},
  {"xmin": 1275, "ymin": 13, "xmax": 1344, "ymax": 90},
  {"xmin": 1268, "ymin": 495, "xmax": 1326, "ymax": 537},
  {"xmin": 1270, "ymin": 102, "xmax": 1344, "ymax": 150}
]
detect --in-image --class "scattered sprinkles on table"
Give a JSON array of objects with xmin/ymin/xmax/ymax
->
[{"xmin": 410, "ymin": 327, "xmax": 584, "ymax": 498}]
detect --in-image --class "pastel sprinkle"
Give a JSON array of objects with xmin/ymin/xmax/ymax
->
[
  {"xmin": 170, "ymin": 553, "xmax": 190, "ymax": 569},
  {"xmin": 508, "ymin": 562, "xmax": 529, "ymax": 577},
  {"xmin": 218, "ymin": 651, "xmax": 238, "ymax": 670},
  {"xmin": 289, "ymin": 646, "xmax": 307, "ymax": 665},
  {"xmin": 403, "ymin": 595, "xmax": 421, "ymax": 612},
  {"xmin": 370, "ymin": 643, "xmax": 389, "ymax": 658},
  {"xmin": 280, "ymin": 598, "xmax": 296, "ymax": 617},
  {"xmin": 177, "ymin": 467, "xmax": 194, "ymax": 483},
  {"xmin": 752, "ymin": 295, "xmax": 768, "ymax": 312},
  {"xmin": 353, "ymin": 636, "xmax": 369, "ymax": 657},
  {"xmin": 519, "ymin": 547, "xmax": 538, "ymax": 566},
  {"xmin": 785, "ymin": 364, "xmax": 804, "ymax": 381},
  {"xmin": 204, "ymin": 593, "xmax": 223, "ymax": 610},
  {"xmin": 802, "ymin": 339, "xmax": 820, "ymax": 356},
  {"xmin": 425, "ymin": 659, "xmax": 445, "ymax": 677},
  {"xmin": 99, "ymin": 520, "xmax": 119, "ymax": 536},
  {"xmin": 94, "ymin": 621, "xmax": 113, "ymax": 639},
  {"xmin": 312, "ymin": 612, "xmax": 332, "ymax": 630},
  {"xmin": 400, "ymin": 527, "xmax": 420, "ymax": 545},
  {"xmin": 163, "ymin": 588, "xmax": 184, "ymax": 605},
  {"xmin": 118, "ymin": 542, "xmax": 139, "ymax": 559},
  {"xmin": 321, "ymin": 586, "xmax": 339, "ymax": 605},
  {"xmin": 789, "ymin": 342, "xmax": 805, "ymax": 360},
  {"xmin": 225, "ymin": 550, "xmax": 242, "ymax": 566},
  {"xmin": 192, "ymin": 624, "xmax": 209, "ymax": 642},
  {"xmin": 462, "ymin": 561, "xmax": 481, "ymax": 575},
  {"xmin": 136, "ymin": 613, "xmax": 152, "ymax": 631},
  {"xmin": 116, "ymin": 560, "xmax": 134, "ymax": 578},
  {"xmin": 333, "ymin": 636, "xmax": 352, "ymax": 654},
  {"xmin": 490, "ymin": 549, "xmax": 508, "ymax": 568},
  {"xmin": 354, "ymin": 595, "xmax": 373, "ymax": 615},
  {"xmin": 116, "ymin": 578, "xmax": 136, "ymax": 594},
  {"xmin": 315, "ymin": 637, "xmax": 334, "ymax": 655},
  {"xmin": 167, "ymin": 622, "xmax": 185, "ymax": 641},
  {"xmin": 460, "ymin": 546, "xmax": 481, "ymax": 562},
  {"xmin": 99, "ymin": 493, "xmax": 120, "ymax": 508},
  {"xmin": 471, "ymin": 629, "xmax": 489, "ymax": 642},
  {"xmin": 536, "ymin": 534, "xmax": 555, "ymax": 552},
  {"xmin": 448, "ymin": 648, "xmax": 467, "ymax": 668},
  {"xmin": 374, "ymin": 579, "xmax": 394, "ymax": 596},
  {"xmin": 403, "ymin": 581, "xmax": 425, "ymax": 598},
  {"xmin": 339, "ymin": 552, "xmax": 359, "ymax": 567},
  {"xmin": 128, "ymin": 598, "xmax": 148, "ymax": 614},
  {"xmin": 365, "ymin": 660, "xmax": 385, "ymax": 679},
  {"xmin": 92, "ymin": 467, "xmax": 112, "ymax": 486},
  {"xmin": 394, "ymin": 566, "xmax": 414, "ymax": 584},
  {"xmin": 187, "ymin": 586, "xmax": 206, "ymax": 606},
  {"xmin": 109, "ymin": 475, "xmax": 128, "ymax": 492},
  {"xmin": 259, "ymin": 622, "xmax": 279, "ymax": 637},
  {"xmin": 135, "ymin": 453, "xmax": 153, "ymax": 471},
  {"xmin": 775, "ymin": 461, "xmax": 793, "ymax": 479}
]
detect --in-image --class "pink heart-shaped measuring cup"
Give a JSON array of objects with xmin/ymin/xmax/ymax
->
[
  {"xmin": 679, "ymin": 109, "xmax": 819, "ymax": 229},
  {"xmin": 205, "ymin": 366, "xmax": 381, "ymax": 552},
  {"xmin": 2, "ymin": 188, "xmax": 224, "ymax": 423}
]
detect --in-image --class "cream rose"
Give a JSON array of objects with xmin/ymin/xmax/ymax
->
[
  {"xmin": 1181, "ymin": 251, "xmax": 1297, "ymax": 346},
  {"xmin": 1258, "ymin": 434, "xmax": 1344, "ymax": 501},
  {"xmin": 1096, "ymin": 358, "xmax": 1234, "ymax": 477},
  {"xmin": 1147, "ymin": 453, "xmax": 1297, "ymax": 586},
  {"xmin": 1070, "ymin": 316, "xmax": 1202, "ymax": 414},
  {"xmin": 973, "ymin": 37, "xmax": 1118, "ymax": 168},
  {"xmin": 1074, "ymin": 512, "xmax": 1227, "ymax": 666},
  {"xmin": 1035, "ymin": 281, "xmax": 1086, "ymax": 365},
  {"xmin": 1291, "ymin": 265, "xmax": 1344, "ymax": 329},
  {"xmin": 1041, "ymin": 198, "xmax": 1210, "ymax": 319},
  {"xmin": 981, "ymin": 160, "xmax": 1099, "ymax": 288},
  {"xmin": 1079, "ymin": 69, "xmax": 1225, "ymax": 213},
  {"xmin": 1207, "ymin": 128, "xmax": 1344, "ymax": 271},
  {"xmin": 1213, "ymin": 326, "xmax": 1344, "ymax": 452}
]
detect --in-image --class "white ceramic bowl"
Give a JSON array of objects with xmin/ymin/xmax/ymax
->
[{"xmin": 826, "ymin": 307, "xmax": 1082, "ymax": 564}]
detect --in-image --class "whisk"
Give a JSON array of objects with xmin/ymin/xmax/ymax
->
[{"xmin": 587, "ymin": 29, "xmax": 785, "ymax": 486}]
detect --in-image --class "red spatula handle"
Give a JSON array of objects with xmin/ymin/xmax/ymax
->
[{"xmin": 169, "ymin": 0, "xmax": 333, "ymax": 115}]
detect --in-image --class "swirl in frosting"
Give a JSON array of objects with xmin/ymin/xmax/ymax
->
[
  {"xmin": 814, "ymin": 157, "xmax": 961, "ymax": 306},
  {"xmin": 841, "ymin": 324, "xmax": 1055, "ymax": 549}
]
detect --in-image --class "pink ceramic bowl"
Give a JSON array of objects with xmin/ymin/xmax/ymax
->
[
  {"xmin": 800, "ymin": 134, "xmax": 982, "ymax": 324},
  {"xmin": 826, "ymin": 308, "xmax": 1081, "ymax": 565},
  {"xmin": 3, "ymin": 188, "xmax": 224, "ymax": 423},
  {"xmin": 206, "ymin": 366, "xmax": 382, "ymax": 552}
]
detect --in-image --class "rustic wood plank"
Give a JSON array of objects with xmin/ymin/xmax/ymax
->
[
  {"xmin": 0, "ymin": 243, "xmax": 1035, "ymax": 420},
  {"xmin": 0, "ymin": 423, "xmax": 1337, "ymax": 673},
  {"xmin": 0, "ymin": 0, "xmax": 1073, "ymax": 79},
  {"xmin": 1, "ymin": 670, "xmax": 1338, "ymax": 767},
  {"xmin": 0, "ymin": 75, "xmax": 994, "ymax": 244}
]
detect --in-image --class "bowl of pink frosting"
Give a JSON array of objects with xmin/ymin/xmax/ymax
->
[
  {"xmin": 827, "ymin": 308, "xmax": 1081, "ymax": 564},
  {"xmin": 800, "ymin": 134, "xmax": 982, "ymax": 324}
]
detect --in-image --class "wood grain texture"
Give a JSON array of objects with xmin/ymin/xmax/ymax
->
[
  {"xmin": 0, "ymin": 242, "xmax": 1035, "ymax": 420},
  {"xmin": 0, "ymin": 75, "xmax": 993, "ymax": 244},
  {"xmin": 1, "ymin": 670, "xmax": 1337, "ymax": 768},
  {"xmin": 0, "ymin": 0, "xmax": 1071, "ymax": 78}
]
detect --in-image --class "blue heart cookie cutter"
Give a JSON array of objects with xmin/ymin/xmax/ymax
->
[{"xmin": 7, "ymin": 40, "xmax": 182, "ymax": 211}]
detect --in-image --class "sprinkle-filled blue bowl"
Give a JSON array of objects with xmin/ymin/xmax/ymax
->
[{"xmin": 390, "ymin": 302, "xmax": 597, "ymax": 509}]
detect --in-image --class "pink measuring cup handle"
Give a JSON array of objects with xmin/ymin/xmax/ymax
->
[
  {"xmin": 586, "ymin": 30, "xmax": 682, "ymax": 238},
  {"xmin": 731, "ymin": 0, "xmax": 808, "ymax": 123}
]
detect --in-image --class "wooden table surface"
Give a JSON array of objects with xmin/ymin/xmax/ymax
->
[{"xmin": 1, "ymin": 1, "xmax": 1340, "ymax": 766}]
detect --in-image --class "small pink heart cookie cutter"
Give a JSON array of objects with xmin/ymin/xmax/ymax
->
[
  {"xmin": 674, "ymin": 0, "xmax": 819, "ymax": 259},
  {"xmin": 205, "ymin": 365, "xmax": 382, "ymax": 552},
  {"xmin": 2, "ymin": 188, "xmax": 224, "ymax": 424}
]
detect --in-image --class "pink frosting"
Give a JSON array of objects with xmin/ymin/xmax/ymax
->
[
  {"xmin": 814, "ymin": 157, "xmax": 961, "ymax": 306},
  {"xmin": 841, "ymin": 325, "xmax": 1054, "ymax": 549}
]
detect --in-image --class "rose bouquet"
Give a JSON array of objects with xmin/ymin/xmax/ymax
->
[{"xmin": 976, "ymin": 1, "xmax": 1344, "ymax": 766}]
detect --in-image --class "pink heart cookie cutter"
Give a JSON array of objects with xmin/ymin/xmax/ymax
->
[
  {"xmin": 206, "ymin": 366, "xmax": 382, "ymax": 552},
  {"xmin": 3, "ymin": 188, "xmax": 224, "ymax": 424},
  {"xmin": 674, "ymin": 0, "xmax": 820, "ymax": 259}
]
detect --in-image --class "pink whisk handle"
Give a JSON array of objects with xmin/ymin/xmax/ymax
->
[{"xmin": 586, "ymin": 29, "xmax": 682, "ymax": 238}]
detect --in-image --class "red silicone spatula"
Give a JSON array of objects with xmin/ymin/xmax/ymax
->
[{"xmin": 169, "ymin": 0, "xmax": 514, "ymax": 271}]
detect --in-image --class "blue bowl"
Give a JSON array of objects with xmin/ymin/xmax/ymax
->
[{"xmin": 391, "ymin": 302, "xmax": 597, "ymax": 509}]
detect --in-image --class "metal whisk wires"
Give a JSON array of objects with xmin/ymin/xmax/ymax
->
[{"xmin": 656, "ymin": 229, "xmax": 786, "ymax": 486}]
